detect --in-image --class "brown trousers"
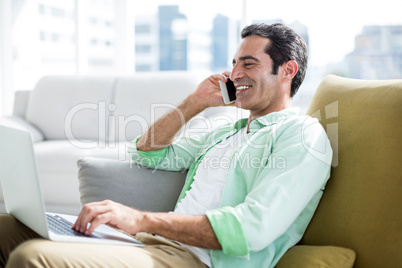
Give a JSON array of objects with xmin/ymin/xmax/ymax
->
[{"xmin": 0, "ymin": 214, "xmax": 207, "ymax": 268}]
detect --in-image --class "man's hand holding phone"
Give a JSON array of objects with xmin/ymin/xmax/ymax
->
[{"xmin": 192, "ymin": 72, "xmax": 234, "ymax": 109}]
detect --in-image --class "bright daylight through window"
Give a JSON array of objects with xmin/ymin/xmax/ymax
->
[{"xmin": 1, "ymin": 0, "xmax": 401, "ymax": 115}]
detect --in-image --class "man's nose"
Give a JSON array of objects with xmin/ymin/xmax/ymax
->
[{"xmin": 230, "ymin": 64, "xmax": 243, "ymax": 82}]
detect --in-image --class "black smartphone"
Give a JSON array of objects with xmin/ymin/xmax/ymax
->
[{"xmin": 219, "ymin": 78, "xmax": 236, "ymax": 104}]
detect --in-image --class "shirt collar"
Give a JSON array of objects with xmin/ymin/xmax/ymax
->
[{"xmin": 234, "ymin": 107, "xmax": 300, "ymax": 134}]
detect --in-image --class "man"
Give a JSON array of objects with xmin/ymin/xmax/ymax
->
[{"xmin": 0, "ymin": 23, "xmax": 332, "ymax": 267}]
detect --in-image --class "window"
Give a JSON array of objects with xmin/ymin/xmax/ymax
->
[
  {"xmin": 136, "ymin": 64, "xmax": 152, "ymax": 72},
  {"xmin": 51, "ymin": 7, "xmax": 65, "ymax": 18},
  {"xmin": 1, "ymin": 0, "xmax": 401, "ymax": 116},
  {"xmin": 38, "ymin": 4, "xmax": 45, "ymax": 14},
  {"xmin": 135, "ymin": 24, "xmax": 151, "ymax": 34},
  {"xmin": 135, "ymin": 44, "xmax": 151, "ymax": 54},
  {"xmin": 89, "ymin": 17, "xmax": 98, "ymax": 25}
]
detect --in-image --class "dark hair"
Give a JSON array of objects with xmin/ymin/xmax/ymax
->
[{"xmin": 241, "ymin": 23, "xmax": 308, "ymax": 97}]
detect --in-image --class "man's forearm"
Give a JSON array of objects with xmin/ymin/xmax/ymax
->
[
  {"xmin": 137, "ymin": 94, "xmax": 206, "ymax": 152},
  {"xmin": 73, "ymin": 200, "xmax": 221, "ymax": 250},
  {"xmin": 142, "ymin": 212, "xmax": 222, "ymax": 250}
]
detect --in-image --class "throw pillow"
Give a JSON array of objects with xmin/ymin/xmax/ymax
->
[{"xmin": 276, "ymin": 245, "xmax": 356, "ymax": 268}]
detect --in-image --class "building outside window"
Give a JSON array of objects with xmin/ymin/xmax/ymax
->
[{"xmin": 1, "ymin": 0, "xmax": 401, "ymax": 115}]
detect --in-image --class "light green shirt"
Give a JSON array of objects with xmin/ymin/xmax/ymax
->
[{"xmin": 128, "ymin": 108, "xmax": 333, "ymax": 268}]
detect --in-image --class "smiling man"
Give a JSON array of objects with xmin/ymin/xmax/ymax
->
[{"xmin": 0, "ymin": 23, "xmax": 332, "ymax": 268}]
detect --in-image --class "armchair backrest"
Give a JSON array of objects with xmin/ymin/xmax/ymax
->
[{"xmin": 302, "ymin": 75, "xmax": 402, "ymax": 268}]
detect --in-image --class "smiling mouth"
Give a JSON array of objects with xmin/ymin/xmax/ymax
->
[{"xmin": 236, "ymin": 85, "xmax": 251, "ymax": 94}]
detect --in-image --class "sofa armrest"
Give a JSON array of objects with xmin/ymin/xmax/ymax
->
[
  {"xmin": 77, "ymin": 157, "xmax": 187, "ymax": 212},
  {"xmin": 0, "ymin": 115, "xmax": 44, "ymax": 142},
  {"xmin": 13, "ymin": 90, "xmax": 31, "ymax": 117}
]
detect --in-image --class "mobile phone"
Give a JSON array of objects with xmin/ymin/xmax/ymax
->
[{"xmin": 219, "ymin": 78, "xmax": 236, "ymax": 104}]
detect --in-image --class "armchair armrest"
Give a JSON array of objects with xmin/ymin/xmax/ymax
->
[
  {"xmin": 77, "ymin": 157, "xmax": 187, "ymax": 212},
  {"xmin": 0, "ymin": 115, "xmax": 44, "ymax": 142}
]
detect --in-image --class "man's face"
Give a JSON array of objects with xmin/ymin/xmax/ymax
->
[{"xmin": 230, "ymin": 35, "xmax": 283, "ymax": 116}]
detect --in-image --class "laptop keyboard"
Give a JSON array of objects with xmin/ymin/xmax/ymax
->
[{"xmin": 46, "ymin": 214, "xmax": 98, "ymax": 238}]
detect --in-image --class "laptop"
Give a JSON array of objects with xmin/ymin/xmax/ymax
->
[{"xmin": 0, "ymin": 125, "xmax": 143, "ymax": 246}]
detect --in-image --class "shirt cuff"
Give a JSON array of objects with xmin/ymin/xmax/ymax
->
[
  {"xmin": 128, "ymin": 136, "xmax": 168, "ymax": 168},
  {"xmin": 206, "ymin": 206, "xmax": 249, "ymax": 256}
]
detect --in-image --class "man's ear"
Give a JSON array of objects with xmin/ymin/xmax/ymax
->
[{"xmin": 282, "ymin": 60, "xmax": 298, "ymax": 79}]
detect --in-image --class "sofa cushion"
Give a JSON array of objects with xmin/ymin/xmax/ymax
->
[
  {"xmin": 77, "ymin": 157, "xmax": 186, "ymax": 212},
  {"xmin": 26, "ymin": 76, "xmax": 116, "ymax": 141},
  {"xmin": 35, "ymin": 140, "xmax": 130, "ymax": 173},
  {"xmin": 112, "ymin": 72, "xmax": 251, "ymax": 142},
  {"xmin": 111, "ymin": 72, "xmax": 201, "ymax": 142},
  {"xmin": 302, "ymin": 75, "xmax": 402, "ymax": 268},
  {"xmin": 276, "ymin": 245, "xmax": 356, "ymax": 268}
]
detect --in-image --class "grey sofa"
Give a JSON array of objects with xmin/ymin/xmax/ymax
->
[{"xmin": 0, "ymin": 72, "xmax": 248, "ymax": 214}]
